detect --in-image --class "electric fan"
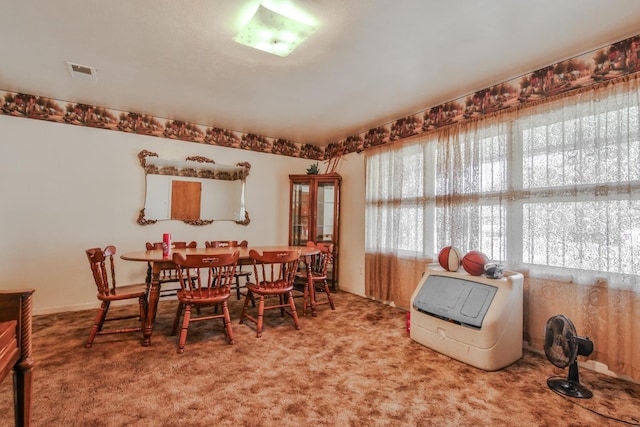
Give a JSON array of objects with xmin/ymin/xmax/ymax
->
[{"xmin": 543, "ymin": 314, "xmax": 594, "ymax": 399}]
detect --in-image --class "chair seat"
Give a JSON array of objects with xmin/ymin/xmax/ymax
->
[
  {"xmin": 99, "ymin": 283, "xmax": 149, "ymax": 300},
  {"xmin": 176, "ymin": 290, "xmax": 231, "ymax": 304},
  {"xmin": 247, "ymin": 283, "xmax": 294, "ymax": 295}
]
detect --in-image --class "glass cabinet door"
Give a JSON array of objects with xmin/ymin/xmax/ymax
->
[
  {"xmin": 316, "ymin": 181, "xmax": 335, "ymax": 242},
  {"xmin": 290, "ymin": 181, "xmax": 310, "ymax": 246}
]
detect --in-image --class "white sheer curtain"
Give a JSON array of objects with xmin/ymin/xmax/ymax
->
[
  {"xmin": 435, "ymin": 120, "xmax": 509, "ymax": 262},
  {"xmin": 365, "ymin": 75, "xmax": 640, "ymax": 380},
  {"xmin": 513, "ymin": 78, "xmax": 640, "ymax": 380},
  {"xmin": 365, "ymin": 140, "xmax": 432, "ymax": 305},
  {"xmin": 515, "ymin": 81, "xmax": 640, "ymax": 290}
]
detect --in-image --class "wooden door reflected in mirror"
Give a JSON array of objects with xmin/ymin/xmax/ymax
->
[{"xmin": 171, "ymin": 181, "xmax": 201, "ymax": 221}]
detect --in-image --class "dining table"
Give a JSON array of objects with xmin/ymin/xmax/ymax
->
[{"xmin": 120, "ymin": 245, "xmax": 320, "ymax": 346}]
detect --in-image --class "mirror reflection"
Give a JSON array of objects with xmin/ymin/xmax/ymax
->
[{"xmin": 137, "ymin": 150, "xmax": 250, "ymax": 226}]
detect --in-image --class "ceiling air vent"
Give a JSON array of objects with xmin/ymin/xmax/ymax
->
[{"xmin": 65, "ymin": 61, "xmax": 97, "ymax": 82}]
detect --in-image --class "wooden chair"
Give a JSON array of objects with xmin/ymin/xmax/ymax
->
[
  {"xmin": 297, "ymin": 241, "xmax": 336, "ymax": 316},
  {"xmin": 85, "ymin": 246, "xmax": 148, "ymax": 348},
  {"xmin": 0, "ymin": 289, "xmax": 35, "ymax": 427},
  {"xmin": 240, "ymin": 249, "xmax": 301, "ymax": 337},
  {"xmin": 204, "ymin": 240, "xmax": 253, "ymax": 301},
  {"xmin": 145, "ymin": 241, "xmax": 197, "ymax": 298},
  {"xmin": 171, "ymin": 251, "xmax": 239, "ymax": 353}
]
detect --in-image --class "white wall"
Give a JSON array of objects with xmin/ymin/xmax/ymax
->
[
  {"xmin": 334, "ymin": 152, "xmax": 366, "ymax": 297},
  {"xmin": 0, "ymin": 115, "xmax": 326, "ymax": 313}
]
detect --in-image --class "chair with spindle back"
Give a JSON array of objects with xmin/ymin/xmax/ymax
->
[
  {"xmin": 296, "ymin": 241, "xmax": 336, "ymax": 316},
  {"xmin": 145, "ymin": 240, "xmax": 197, "ymax": 298},
  {"xmin": 204, "ymin": 240, "xmax": 253, "ymax": 301},
  {"xmin": 240, "ymin": 249, "xmax": 301, "ymax": 337},
  {"xmin": 85, "ymin": 246, "xmax": 148, "ymax": 347},
  {"xmin": 171, "ymin": 251, "xmax": 239, "ymax": 353}
]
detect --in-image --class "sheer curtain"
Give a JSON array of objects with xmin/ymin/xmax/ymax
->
[
  {"xmin": 435, "ymin": 119, "xmax": 509, "ymax": 262},
  {"xmin": 515, "ymin": 80, "xmax": 640, "ymax": 287},
  {"xmin": 365, "ymin": 75, "xmax": 640, "ymax": 381},
  {"xmin": 365, "ymin": 140, "xmax": 432, "ymax": 306},
  {"xmin": 514, "ymin": 77, "xmax": 640, "ymax": 380}
]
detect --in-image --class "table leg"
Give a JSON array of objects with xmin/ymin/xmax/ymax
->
[
  {"xmin": 143, "ymin": 262, "xmax": 162, "ymax": 346},
  {"xmin": 305, "ymin": 257, "xmax": 317, "ymax": 317}
]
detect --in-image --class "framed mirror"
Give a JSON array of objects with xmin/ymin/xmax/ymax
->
[{"xmin": 137, "ymin": 150, "xmax": 251, "ymax": 226}]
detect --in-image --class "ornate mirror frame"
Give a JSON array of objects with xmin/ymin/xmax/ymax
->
[{"xmin": 137, "ymin": 150, "xmax": 251, "ymax": 226}]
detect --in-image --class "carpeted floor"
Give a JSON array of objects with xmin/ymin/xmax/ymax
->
[{"xmin": 0, "ymin": 291, "xmax": 638, "ymax": 426}]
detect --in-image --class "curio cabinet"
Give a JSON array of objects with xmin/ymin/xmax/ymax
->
[{"xmin": 289, "ymin": 173, "xmax": 340, "ymax": 289}]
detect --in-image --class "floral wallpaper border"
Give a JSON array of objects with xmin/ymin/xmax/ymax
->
[
  {"xmin": 0, "ymin": 89, "xmax": 325, "ymax": 160},
  {"xmin": 326, "ymin": 33, "xmax": 640, "ymax": 158},
  {"xmin": 2, "ymin": 33, "xmax": 639, "ymax": 161}
]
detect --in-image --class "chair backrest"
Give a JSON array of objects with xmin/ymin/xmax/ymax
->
[
  {"xmin": 172, "ymin": 251, "xmax": 239, "ymax": 298},
  {"xmin": 249, "ymin": 249, "xmax": 300, "ymax": 291},
  {"xmin": 146, "ymin": 241, "xmax": 197, "ymax": 250},
  {"xmin": 205, "ymin": 240, "xmax": 248, "ymax": 248},
  {"xmin": 306, "ymin": 241, "xmax": 334, "ymax": 277},
  {"xmin": 86, "ymin": 246, "xmax": 117, "ymax": 296}
]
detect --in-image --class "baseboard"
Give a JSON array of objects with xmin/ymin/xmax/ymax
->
[
  {"xmin": 523, "ymin": 340, "xmax": 638, "ymax": 385},
  {"xmin": 34, "ymin": 302, "xmax": 99, "ymax": 316}
]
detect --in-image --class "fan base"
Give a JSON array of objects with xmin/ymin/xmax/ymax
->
[{"xmin": 547, "ymin": 378, "xmax": 593, "ymax": 399}]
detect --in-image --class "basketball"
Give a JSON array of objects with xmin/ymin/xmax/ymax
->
[
  {"xmin": 438, "ymin": 246, "xmax": 463, "ymax": 271},
  {"xmin": 462, "ymin": 251, "xmax": 489, "ymax": 276}
]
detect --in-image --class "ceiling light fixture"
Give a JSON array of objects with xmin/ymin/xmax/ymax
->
[{"xmin": 233, "ymin": 4, "xmax": 315, "ymax": 57}]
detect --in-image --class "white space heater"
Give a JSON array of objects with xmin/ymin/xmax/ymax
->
[{"xmin": 410, "ymin": 264, "xmax": 524, "ymax": 371}]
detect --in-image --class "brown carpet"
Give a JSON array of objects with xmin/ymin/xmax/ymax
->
[{"xmin": 0, "ymin": 291, "xmax": 638, "ymax": 426}]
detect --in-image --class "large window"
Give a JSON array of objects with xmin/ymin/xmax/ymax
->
[
  {"xmin": 365, "ymin": 141, "xmax": 432, "ymax": 256},
  {"xmin": 366, "ymin": 84, "xmax": 640, "ymax": 280},
  {"xmin": 433, "ymin": 125, "xmax": 509, "ymax": 262},
  {"xmin": 517, "ymin": 104, "xmax": 640, "ymax": 275}
]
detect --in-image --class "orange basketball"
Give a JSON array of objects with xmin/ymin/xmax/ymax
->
[
  {"xmin": 462, "ymin": 251, "xmax": 489, "ymax": 276},
  {"xmin": 438, "ymin": 246, "xmax": 463, "ymax": 271}
]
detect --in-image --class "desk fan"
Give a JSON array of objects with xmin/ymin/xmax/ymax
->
[{"xmin": 544, "ymin": 314, "xmax": 594, "ymax": 399}]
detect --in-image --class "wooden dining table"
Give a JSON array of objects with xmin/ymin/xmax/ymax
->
[{"xmin": 120, "ymin": 245, "xmax": 319, "ymax": 346}]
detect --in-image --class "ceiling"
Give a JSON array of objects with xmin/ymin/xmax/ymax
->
[{"xmin": 2, "ymin": 1, "xmax": 640, "ymax": 147}]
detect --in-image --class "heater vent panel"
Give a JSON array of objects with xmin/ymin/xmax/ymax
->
[{"xmin": 65, "ymin": 61, "xmax": 97, "ymax": 82}]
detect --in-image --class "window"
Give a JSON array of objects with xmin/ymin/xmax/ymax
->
[
  {"xmin": 365, "ymin": 141, "xmax": 432, "ymax": 256},
  {"xmin": 366, "ymin": 84, "xmax": 640, "ymax": 280},
  {"xmin": 434, "ymin": 125, "xmax": 508, "ymax": 262},
  {"xmin": 517, "ymin": 104, "xmax": 640, "ymax": 275}
]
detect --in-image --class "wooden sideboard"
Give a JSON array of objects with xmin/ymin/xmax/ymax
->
[{"xmin": 0, "ymin": 289, "xmax": 35, "ymax": 427}]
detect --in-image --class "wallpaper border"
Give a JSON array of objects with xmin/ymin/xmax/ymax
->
[
  {"xmin": 326, "ymin": 33, "xmax": 640, "ymax": 158},
  {"xmin": 2, "ymin": 33, "xmax": 639, "ymax": 161}
]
